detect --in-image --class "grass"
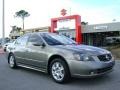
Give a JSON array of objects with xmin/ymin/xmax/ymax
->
[{"xmin": 106, "ymin": 45, "xmax": 120, "ymax": 60}]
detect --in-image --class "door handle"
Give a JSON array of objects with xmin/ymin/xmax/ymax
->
[{"xmin": 10, "ymin": 47, "xmax": 15, "ymax": 50}]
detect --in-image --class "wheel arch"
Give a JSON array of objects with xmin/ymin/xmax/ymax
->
[{"xmin": 47, "ymin": 54, "xmax": 70, "ymax": 74}]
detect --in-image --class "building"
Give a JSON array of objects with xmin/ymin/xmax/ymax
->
[
  {"xmin": 82, "ymin": 22, "xmax": 120, "ymax": 46},
  {"xmin": 57, "ymin": 22, "xmax": 120, "ymax": 46},
  {"xmin": 9, "ymin": 22, "xmax": 120, "ymax": 46},
  {"xmin": 9, "ymin": 26, "xmax": 50, "ymax": 39}
]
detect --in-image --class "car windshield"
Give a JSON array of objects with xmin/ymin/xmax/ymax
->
[{"xmin": 41, "ymin": 33, "xmax": 76, "ymax": 45}]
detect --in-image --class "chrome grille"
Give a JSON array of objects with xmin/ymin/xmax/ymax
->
[{"xmin": 98, "ymin": 54, "xmax": 112, "ymax": 62}]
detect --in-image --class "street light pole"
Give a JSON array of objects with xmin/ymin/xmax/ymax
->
[{"xmin": 2, "ymin": 0, "xmax": 5, "ymax": 45}]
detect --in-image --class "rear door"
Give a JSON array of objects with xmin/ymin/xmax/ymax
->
[{"xmin": 13, "ymin": 35, "xmax": 29, "ymax": 64}]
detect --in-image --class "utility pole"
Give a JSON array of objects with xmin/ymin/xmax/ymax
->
[{"xmin": 2, "ymin": 0, "xmax": 5, "ymax": 45}]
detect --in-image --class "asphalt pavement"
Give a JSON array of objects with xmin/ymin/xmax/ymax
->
[{"xmin": 0, "ymin": 54, "xmax": 120, "ymax": 90}]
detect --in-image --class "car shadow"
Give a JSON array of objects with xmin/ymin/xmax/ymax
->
[
  {"xmin": 66, "ymin": 73, "xmax": 116, "ymax": 88},
  {"xmin": 17, "ymin": 66, "xmax": 114, "ymax": 86}
]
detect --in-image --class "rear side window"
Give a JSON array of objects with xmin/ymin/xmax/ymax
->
[
  {"xmin": 28, "ymin": 34, "xmax": 43, "ymax": 45},
  {"xmin": 15, "ymin": 35, "xmax": 29, "ymax": 46}
]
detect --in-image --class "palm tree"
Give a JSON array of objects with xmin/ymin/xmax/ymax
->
[
  {"xmin": 15, "ymin": 10, "xmax": 30, "ymax": 30},
  {"xmin": 10, "ymin": 26, "xmax": 22, "ymax": 33},
  {"xmin": 81, "ymin": 21, "xmax": 88, "ymax": 25}
]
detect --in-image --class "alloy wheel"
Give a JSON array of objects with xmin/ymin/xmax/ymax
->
[
  {"xmin": 51, "ymin": 62, "xmax": 65, "ymax": 81},
  {"xmin": 9, "ymin": 55, "xmax": 15, "ymax": 67}
]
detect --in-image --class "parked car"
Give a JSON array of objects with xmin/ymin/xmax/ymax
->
[
  {"xmin": 6, "ymin": 32, "xmax": 115, "ymax": 83},
  {"xmin": 3, "ymin": 40, "xmax": 14, "ymax": 52},
  {"xmin": 0, "ymin": 37, "xmax": 10, "ymax": 47},
  {"xmin": 105, "ymin": 36, "xmax": 120, "ymax": 45}
]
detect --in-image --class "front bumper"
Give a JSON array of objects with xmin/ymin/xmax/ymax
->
[{"xmin": 67, "ymin": 59, "xmax": 115, "ymax": 78}]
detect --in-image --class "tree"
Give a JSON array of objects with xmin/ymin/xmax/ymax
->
[
  {"xmin": 15, "ymin": 10, "xmax": 30, "ymax": 30},
  {"xmin": 10, "ymin": 26, "xmax": 22, "ymax": 33}
]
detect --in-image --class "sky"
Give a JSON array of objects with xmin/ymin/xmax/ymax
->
[{"xmin": 0, "ymin": 0, "xmax": 120, "ymax": 38}]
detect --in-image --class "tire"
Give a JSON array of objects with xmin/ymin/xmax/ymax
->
[
  {"xmin": 50, "ymin": 58, "xmax": 70, "ymax": 83},
  {"xmin": 8, "ymin": 54, "xmax": 17, "ymax": 68}
]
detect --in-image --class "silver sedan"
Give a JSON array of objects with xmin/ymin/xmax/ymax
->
[{"xmin": 6, "ymin": 32, "xmax": 115, "ymax": 83}]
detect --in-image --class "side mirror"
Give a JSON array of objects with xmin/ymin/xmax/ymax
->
[{"xmin": 41, "ymin": 43, "xmax": 46, "ymax": 47}]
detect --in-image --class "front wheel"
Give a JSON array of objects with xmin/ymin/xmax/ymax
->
[
  {"xmin": 8, "ymin": 54, "xmax": 17, "ymax": 68},
  {"xmin": 50, "ymin": 58, "xmax": 70, "ymax": 83}
]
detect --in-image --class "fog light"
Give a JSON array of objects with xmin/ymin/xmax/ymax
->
[
  {"xmin": 91, "ymin": 71, "xmax": 95, "ymax": 75},
  {"xmin": 91, "ymin": 72, "xmax": 94, "ymax": 75}
]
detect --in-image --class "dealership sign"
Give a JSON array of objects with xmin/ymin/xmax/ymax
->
[
  {"xmin": 56, "ymin": 19, "xmax": 75, "ymax": 30},
  {"xmin": 55, "ymin": 9, "xmax": 75, "ymax": 30},
  {"xmin": 94, "ymin": 26, "xmax": 108, "ymax": 30},
  {"xmin": 61, "ymin": 9, "xmax": 67, "ymax": 16}
]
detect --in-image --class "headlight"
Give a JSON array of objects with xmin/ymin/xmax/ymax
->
[
  {"xmin": 81, "ymin": 54, "xmax": 90, "ymax": 61},
  {"xmin": 73, "ymin": 53, "xmax": 93, "ymax": 61}
]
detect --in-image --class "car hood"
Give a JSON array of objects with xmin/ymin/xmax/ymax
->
[{"xmin": 55, "ymin": 44, "xmax": 110, "ymax": 55}]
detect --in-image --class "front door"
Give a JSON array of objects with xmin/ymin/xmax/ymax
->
[{"xmin": 25, "ymin": 34, "xmax": 48, "ymax": 69}]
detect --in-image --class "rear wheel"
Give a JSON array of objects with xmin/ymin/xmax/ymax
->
[
  {"xmin": 50, "ymin": 58, "xmax": 70, "ymax": 83},
  {"xmin": 8, "ymin": 54, "xmax": 17, "ymax": 68}
]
